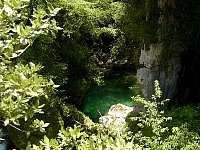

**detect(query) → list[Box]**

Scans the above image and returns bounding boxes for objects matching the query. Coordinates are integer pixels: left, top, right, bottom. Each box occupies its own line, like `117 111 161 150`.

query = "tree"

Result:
19 0 126 107
0 0 60 147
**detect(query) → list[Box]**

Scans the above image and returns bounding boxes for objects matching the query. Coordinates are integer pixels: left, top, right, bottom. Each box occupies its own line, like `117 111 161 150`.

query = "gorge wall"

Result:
136 0 200 104
137 43 181 100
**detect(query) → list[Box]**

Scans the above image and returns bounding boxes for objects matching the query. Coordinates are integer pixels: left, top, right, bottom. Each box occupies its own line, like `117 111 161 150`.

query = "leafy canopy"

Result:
0 0 60 136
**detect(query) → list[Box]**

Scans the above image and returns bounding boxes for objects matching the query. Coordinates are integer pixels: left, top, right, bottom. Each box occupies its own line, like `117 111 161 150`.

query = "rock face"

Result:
99 103 146 132
99 103 133 131
137 43 181 100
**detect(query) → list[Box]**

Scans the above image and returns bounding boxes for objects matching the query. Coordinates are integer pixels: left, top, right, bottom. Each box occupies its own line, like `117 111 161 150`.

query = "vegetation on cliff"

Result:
0 0 200 149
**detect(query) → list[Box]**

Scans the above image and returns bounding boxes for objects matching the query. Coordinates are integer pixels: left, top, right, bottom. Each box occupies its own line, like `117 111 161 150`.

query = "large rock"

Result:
137 43 181 100
125 103 146 133
99 103 133 131
99 103 147 133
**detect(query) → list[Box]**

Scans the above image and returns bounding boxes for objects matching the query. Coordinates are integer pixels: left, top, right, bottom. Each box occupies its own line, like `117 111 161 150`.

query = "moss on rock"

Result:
6 102 96 149
7 104 64 149
60 103 95 128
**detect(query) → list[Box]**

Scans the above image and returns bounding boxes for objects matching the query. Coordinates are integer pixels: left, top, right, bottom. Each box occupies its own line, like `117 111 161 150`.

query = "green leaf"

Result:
53 84 60 88
26 142 32 150
25 115 28 121
22 0 30 2
50 8 61 16
43 135 49 145
12 0 19 8
10 53 18 58
38 104 45 109
16 25 21 35
26 91 39 97
0 75 3 82
29 62 35 70
42 123 50 128
4 118 9 126
26 131 31 138
50 139 59 147
3 5 13 16
40 24 49 29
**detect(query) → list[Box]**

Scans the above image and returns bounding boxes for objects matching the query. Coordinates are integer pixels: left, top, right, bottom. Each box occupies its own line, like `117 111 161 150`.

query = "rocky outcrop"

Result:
99 103 133 131
137 43 181 100
99 103 146 132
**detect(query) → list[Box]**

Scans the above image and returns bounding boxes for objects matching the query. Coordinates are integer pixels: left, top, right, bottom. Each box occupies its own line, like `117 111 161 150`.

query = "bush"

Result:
29 81 200 149
165 105 200 134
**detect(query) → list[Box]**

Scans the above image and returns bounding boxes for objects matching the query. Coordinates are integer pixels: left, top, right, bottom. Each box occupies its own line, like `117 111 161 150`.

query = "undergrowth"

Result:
27 80 200 150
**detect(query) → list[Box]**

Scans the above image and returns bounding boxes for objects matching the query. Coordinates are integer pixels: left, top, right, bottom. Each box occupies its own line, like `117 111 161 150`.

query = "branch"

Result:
9 44 31 59
9 37 36 59
0 120 27 133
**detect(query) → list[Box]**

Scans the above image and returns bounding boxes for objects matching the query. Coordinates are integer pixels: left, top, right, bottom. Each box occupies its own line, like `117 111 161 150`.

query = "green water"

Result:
83 76 136 122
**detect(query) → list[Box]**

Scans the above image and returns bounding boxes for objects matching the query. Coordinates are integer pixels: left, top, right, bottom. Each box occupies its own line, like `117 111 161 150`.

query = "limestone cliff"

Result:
137 43 181 100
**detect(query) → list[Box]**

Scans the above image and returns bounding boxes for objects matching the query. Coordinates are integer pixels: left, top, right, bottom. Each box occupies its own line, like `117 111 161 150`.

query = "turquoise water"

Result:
83 76 136 122
0 131 9 150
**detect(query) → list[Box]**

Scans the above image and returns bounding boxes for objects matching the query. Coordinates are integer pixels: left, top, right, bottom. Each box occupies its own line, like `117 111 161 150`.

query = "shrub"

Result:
30 80 200 149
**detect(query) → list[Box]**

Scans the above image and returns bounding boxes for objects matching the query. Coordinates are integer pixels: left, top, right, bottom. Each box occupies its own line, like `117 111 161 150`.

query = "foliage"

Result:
0 0 60 60
0 0 62 148
99 0 160 70
18 0 128 106
164 105 200 134
128 81 171 136
1 0 200 149
27 124 135 150
56 0 123 37
129 80 200 149
55 0 125 76
117 0 200 66
0 62 54 126
28 80 200 150
120 0 159 45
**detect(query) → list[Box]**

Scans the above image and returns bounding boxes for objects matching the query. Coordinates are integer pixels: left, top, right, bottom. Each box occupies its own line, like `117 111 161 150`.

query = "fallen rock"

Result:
107 103 133 118
99 103 133 131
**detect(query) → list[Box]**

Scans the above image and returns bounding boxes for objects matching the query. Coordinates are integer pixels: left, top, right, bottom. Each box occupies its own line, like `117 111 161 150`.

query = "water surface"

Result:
83 76 136 122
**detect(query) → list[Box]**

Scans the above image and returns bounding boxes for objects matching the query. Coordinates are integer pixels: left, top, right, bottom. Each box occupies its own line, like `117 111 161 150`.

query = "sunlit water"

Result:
83 76 136 122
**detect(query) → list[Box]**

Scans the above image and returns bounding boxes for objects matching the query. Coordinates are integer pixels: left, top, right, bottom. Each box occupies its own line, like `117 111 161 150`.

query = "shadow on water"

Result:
83 75 137 122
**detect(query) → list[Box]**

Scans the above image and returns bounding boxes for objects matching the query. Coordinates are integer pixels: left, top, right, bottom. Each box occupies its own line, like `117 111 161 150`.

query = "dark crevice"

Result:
174 52 200 105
